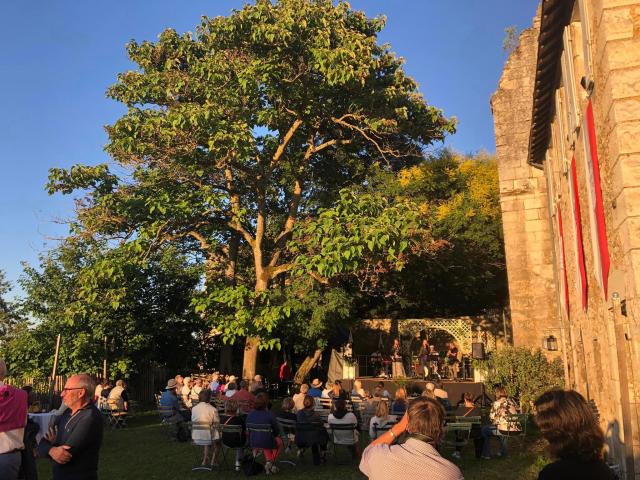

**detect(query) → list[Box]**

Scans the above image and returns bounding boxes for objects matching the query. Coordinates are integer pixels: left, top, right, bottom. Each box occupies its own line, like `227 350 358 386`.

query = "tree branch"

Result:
270 118 303 170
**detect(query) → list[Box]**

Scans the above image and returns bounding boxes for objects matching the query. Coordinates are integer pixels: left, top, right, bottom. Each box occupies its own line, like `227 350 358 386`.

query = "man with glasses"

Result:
38 374 103 480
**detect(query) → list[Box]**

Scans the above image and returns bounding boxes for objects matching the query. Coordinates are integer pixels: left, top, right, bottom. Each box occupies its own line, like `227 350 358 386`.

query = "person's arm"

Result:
369 412 407 447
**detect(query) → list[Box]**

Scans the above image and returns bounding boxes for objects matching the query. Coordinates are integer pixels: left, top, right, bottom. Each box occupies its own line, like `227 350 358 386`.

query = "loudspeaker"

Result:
471 342 485 360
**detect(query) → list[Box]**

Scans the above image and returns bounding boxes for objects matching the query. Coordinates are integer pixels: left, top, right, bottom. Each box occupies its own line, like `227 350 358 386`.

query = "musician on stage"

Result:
391 338 406 378
370 349 383 377
427 344 440 379
445 342 461 380
418 339 430 380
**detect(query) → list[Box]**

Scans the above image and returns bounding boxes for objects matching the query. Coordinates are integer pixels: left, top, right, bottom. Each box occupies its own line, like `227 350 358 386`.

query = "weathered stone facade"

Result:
493 1 640 478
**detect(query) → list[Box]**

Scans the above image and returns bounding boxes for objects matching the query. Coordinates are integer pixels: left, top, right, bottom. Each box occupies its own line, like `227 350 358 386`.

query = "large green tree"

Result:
47 0 455 378
0 270 23 354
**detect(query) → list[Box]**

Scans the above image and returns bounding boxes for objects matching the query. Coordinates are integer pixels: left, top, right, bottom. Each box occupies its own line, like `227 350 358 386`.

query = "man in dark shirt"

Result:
38 374 103 480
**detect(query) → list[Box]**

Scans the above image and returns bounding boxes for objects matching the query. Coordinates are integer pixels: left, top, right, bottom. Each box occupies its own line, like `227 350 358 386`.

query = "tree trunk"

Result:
293 348 323 385
242 274 268 380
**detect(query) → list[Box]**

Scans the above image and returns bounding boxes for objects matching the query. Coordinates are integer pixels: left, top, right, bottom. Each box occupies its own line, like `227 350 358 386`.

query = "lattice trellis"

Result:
397 318 493 354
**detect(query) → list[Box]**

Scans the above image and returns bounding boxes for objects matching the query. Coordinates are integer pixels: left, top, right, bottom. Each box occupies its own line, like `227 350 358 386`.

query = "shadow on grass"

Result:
36 412 548 480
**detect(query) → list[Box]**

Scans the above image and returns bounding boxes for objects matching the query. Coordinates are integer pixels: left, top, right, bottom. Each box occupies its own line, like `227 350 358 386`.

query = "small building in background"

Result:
492 0 640 477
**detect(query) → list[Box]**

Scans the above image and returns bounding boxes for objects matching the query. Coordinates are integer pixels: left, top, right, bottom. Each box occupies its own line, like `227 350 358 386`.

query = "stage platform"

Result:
340 377 486 404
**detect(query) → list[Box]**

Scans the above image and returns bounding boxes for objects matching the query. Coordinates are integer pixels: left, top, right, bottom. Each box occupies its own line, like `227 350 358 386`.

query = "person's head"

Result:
325 381 333 391
254 375 262 383
422 339 428 347
281 397 294 412
211 373 219 382
406 397 446 445
334 399 347 415
425 382 435 392
311 378 322 389
226 399 238 415
375 399 389 418
429 344 436 352
61 374 96 411
254 393 269 410
300 384 309 394
184 376 192 387
393 338 400 346
199 389 212 404
463 392 475 406
303 395 315 410
0 358 7 381
376 381 385 389
175 374 184 384
240 380 250 390
353 380 362 390
534 389 604 462
494 386 508 399
195 378 202 387
395 387 407 402
116 379 124 387
332 383 341 395
227 382 237 391
373 387 382 399
422 389 436 399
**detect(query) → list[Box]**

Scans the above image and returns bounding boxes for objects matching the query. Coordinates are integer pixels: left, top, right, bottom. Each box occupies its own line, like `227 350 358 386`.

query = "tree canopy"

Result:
46 0 456 378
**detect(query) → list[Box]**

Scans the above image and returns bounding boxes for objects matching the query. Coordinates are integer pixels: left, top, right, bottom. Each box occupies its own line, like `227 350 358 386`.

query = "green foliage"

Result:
0 270 24 353
42 0 455 364
474 346 564 412
4 241 207 378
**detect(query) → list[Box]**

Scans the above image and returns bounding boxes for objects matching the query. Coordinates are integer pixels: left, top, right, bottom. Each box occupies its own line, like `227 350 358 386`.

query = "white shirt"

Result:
328 412 359 445
368 414 398 439
360 438 463 480
225 389 237 398
181 385 192 407
191 402 220 444
292 393 306 412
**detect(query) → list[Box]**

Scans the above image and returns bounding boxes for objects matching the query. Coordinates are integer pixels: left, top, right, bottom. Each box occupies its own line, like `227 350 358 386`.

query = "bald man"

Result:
38 374 103 480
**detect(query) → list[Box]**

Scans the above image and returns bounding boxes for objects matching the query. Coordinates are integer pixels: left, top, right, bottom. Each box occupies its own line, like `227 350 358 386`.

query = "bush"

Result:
474 346 564 412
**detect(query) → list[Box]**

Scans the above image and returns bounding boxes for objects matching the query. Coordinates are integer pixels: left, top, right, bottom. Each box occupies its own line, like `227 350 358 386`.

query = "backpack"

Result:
241 453 264 476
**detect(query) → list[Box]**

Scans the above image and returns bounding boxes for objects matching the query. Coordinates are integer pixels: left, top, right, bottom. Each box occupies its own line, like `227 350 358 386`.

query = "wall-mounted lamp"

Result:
544 335 558 351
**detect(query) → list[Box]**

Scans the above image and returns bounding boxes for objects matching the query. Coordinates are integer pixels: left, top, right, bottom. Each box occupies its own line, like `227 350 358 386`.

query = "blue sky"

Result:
0 0 538 297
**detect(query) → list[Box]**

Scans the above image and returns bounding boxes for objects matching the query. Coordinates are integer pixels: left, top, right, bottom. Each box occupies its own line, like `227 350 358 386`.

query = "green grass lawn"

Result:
36 413 549 479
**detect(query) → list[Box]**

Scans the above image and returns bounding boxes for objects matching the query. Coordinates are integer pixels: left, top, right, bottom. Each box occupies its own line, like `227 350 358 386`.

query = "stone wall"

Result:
490 16 564 361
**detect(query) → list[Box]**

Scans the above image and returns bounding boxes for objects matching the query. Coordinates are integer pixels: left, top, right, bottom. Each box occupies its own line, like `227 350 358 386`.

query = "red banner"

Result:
570 157 588 311
557 206 570 320
583 99 611 299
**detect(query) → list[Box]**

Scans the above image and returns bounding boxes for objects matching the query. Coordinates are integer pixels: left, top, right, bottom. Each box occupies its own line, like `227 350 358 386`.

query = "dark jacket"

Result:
246 409 279 449
37 403 103 480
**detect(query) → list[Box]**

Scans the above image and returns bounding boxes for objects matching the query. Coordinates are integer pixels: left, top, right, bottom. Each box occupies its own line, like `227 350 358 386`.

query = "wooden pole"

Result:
49 334 61 406
103 335 108 381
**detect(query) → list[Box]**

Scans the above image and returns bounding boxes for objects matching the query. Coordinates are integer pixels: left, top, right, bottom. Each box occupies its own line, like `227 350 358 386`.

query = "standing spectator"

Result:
534 389 615 480
481 386 520 459
279 359 292 382
369 400 396 440
293 384 309 411
38 373 104 480
232 380 256 413
107 379 128 411
0 359 28 480
191 389 220 468
219 399 246 472
246 394 282 474
391 387 407 415
328 399 359 458
359 398 463 480
308 379 323 398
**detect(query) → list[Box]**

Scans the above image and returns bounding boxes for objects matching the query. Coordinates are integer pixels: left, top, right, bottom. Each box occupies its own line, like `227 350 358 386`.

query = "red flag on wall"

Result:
570 157 588 311
582 99 611 299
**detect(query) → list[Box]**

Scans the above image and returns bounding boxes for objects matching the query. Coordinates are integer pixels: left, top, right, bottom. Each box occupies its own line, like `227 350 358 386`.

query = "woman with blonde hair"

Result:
369 398 396 439
351 379 366 399
391 387 407 415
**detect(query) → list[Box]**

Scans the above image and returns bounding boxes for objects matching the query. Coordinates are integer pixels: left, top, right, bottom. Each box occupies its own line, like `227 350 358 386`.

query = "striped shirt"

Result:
359 438 464 480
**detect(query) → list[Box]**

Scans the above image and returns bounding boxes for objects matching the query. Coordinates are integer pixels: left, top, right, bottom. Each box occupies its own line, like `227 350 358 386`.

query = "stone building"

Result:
492 0 640 477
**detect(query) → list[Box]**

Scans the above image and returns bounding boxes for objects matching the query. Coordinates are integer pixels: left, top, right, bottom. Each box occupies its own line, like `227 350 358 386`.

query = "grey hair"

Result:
0 358 7 381
75 373 96 399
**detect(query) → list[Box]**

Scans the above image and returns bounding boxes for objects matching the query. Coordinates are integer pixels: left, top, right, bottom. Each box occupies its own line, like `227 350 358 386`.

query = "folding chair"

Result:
276 418 298 466
456 415 481 425
107 399 128 429
372 421 396 440
441 422 472 459
327 424 359 465
220 424 247 471
191 421 215 472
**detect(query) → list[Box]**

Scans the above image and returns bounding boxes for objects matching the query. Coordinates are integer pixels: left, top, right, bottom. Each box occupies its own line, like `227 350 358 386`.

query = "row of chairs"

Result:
99 399 128 430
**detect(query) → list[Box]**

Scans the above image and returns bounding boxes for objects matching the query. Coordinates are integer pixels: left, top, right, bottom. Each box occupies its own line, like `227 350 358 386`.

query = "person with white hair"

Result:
38 373 104 480
107 379 129 411
0 359 28 480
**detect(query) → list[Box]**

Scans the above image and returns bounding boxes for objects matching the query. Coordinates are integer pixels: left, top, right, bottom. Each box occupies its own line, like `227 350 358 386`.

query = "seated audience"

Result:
249 375 266 395
328 399 359 458
191 378 203 402
481 386 520 459
534 389 615 480
330 381 347 401
225 381 238 398
276 398 297 449
308 379 323 398
209 373 220 393
231 380 256 413
391 387 407 415
181 377 193 408
359 398 463 480
369 399 396 439
321 382 333 399
107 379 129 411
351 380 366 399
374 381 390 398
293 384 309 411
296 395 329 465
455 392 480 417
219 399 246 472
191 389 220 467
246 394 282 474
434 381 450 408
159 379 189 440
